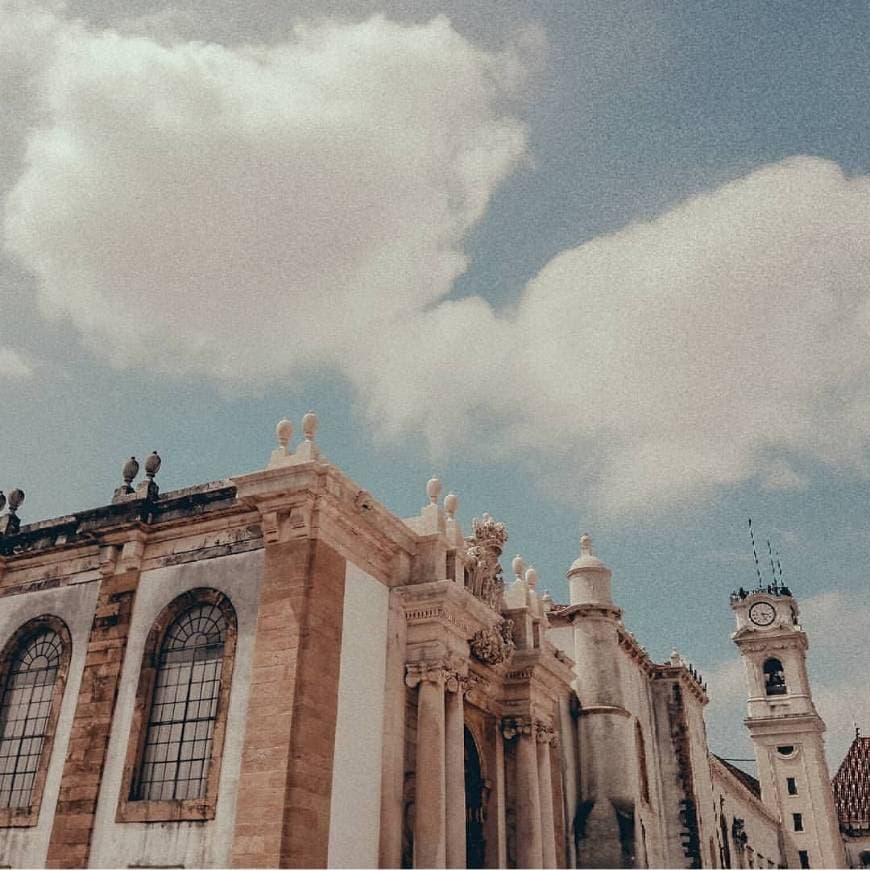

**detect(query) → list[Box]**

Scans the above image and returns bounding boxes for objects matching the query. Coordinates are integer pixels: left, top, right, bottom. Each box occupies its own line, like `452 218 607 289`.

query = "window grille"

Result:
134 604 227 802
0 630 63 808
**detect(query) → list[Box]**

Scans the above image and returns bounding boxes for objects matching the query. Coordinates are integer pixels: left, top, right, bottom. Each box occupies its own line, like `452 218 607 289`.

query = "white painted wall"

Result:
327 562 389 869
0 580 100 869
88 548 263 869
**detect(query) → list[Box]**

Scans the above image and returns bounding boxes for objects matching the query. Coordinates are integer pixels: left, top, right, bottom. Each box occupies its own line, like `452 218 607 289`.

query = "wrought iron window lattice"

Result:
0 630 62 808
134 604 227 802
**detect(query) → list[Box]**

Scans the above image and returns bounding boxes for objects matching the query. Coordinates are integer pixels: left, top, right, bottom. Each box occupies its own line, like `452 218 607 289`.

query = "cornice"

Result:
652 663 709 705
550 602 623 624
577 704 632 719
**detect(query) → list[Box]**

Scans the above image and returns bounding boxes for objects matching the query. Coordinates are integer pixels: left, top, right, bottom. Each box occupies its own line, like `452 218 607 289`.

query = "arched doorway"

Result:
465 727 486 868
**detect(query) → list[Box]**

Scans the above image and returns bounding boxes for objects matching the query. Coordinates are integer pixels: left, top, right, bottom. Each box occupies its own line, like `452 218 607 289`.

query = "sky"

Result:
1 0 869 772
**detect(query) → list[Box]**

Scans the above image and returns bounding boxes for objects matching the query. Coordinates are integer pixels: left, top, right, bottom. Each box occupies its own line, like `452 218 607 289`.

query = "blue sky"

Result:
1 1 868 769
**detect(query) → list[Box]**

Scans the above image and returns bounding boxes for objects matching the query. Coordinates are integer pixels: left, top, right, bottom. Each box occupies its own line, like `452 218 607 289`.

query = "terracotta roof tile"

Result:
832 735 870 834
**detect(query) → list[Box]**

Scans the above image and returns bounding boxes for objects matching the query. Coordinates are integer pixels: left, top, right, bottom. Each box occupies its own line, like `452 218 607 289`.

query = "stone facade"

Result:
0 414 862 868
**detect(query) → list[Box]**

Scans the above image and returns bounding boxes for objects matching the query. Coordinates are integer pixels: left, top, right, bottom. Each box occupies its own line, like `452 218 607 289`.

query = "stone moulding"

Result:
469 618 515 666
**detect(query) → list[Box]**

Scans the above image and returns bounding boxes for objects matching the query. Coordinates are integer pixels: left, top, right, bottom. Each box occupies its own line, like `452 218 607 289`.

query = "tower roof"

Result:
832 733 870 834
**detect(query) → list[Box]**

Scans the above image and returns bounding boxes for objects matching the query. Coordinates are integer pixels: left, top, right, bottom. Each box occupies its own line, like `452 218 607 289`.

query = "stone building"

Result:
0 412 863 868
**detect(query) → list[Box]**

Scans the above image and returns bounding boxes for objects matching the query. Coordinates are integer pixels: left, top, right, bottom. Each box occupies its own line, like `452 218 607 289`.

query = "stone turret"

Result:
565 534 635 868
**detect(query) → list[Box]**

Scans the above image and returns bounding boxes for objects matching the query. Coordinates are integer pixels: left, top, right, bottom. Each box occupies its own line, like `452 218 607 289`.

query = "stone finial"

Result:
134 452 160 500
580 532 593 556
444 493 459 518
670 648 681 667
525 566 538 591
144 451 161 479
276 418 293 451
0 488 24 536
114 457 139 502
512 554 526 581
123 456 139 487
426 476 442 505
7 489 23 514
302 411 319 441
295 411 320 461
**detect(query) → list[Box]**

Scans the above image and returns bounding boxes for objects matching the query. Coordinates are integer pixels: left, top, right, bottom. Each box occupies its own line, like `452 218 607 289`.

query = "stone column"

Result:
507 718 543 869
536 725 557 869
445 675 466 869
410 665 447 868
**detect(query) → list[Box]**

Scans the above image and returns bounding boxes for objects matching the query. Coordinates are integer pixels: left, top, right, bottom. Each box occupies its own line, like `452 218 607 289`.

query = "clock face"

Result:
749 601 776 626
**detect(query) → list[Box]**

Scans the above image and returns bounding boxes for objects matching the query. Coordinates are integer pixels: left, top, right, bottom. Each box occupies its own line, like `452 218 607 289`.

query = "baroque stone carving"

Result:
501 716 533 740
405 659 466 690
536 721 558 746
470 618 515 666
464 513 508 609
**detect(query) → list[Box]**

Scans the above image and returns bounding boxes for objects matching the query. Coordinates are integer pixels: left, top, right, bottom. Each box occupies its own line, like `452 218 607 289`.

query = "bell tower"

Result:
730 582 845 869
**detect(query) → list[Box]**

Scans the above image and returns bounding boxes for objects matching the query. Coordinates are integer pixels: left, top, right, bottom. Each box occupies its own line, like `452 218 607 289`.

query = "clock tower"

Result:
731 582 845 869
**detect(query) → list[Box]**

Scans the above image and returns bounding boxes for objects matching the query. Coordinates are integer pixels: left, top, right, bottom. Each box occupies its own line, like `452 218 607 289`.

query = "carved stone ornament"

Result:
464 512 508 609
470 618 515 666
535 721 557 746
405 662 447 689
405 660 465 690
501 716 533 740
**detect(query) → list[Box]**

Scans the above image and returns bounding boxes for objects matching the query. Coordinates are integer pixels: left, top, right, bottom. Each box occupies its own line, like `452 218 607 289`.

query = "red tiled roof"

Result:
832 735 870 834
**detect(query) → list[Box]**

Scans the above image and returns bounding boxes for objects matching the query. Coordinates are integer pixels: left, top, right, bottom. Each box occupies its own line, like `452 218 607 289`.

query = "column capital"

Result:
501 716 533 740
405 659 461 689
535 721 558 746
502 716 558 743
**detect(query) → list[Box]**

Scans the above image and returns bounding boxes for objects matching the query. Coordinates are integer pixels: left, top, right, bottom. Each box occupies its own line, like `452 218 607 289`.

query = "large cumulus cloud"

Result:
357 157 870 512
3 8 527 379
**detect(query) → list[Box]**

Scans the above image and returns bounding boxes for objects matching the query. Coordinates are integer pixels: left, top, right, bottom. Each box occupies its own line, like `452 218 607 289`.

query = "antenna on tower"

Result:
776 551 784 586
767 539 778 590
748 517 763 588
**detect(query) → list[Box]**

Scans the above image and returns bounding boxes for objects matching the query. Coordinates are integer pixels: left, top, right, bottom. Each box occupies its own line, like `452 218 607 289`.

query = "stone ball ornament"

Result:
512 554 526 580
301 411 319 440
144 451 161 479
123 456 140 485
7 488 24 513
276 419 293 448
426 476 442 504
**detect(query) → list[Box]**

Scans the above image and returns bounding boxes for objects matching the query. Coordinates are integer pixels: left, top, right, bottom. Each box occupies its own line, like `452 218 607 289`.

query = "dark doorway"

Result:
465 727 486 868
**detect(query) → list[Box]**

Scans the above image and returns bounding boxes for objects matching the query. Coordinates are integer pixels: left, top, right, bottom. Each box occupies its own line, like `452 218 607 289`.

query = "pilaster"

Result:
230 475 348 868
45 534 143 868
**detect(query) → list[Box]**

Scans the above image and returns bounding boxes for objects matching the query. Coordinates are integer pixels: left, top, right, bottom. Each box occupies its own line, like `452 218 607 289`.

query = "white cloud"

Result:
6 7 870 516
3 6 526 382
356 157 870 513
704 589 870 773
0 347 33 379
760 460 807 492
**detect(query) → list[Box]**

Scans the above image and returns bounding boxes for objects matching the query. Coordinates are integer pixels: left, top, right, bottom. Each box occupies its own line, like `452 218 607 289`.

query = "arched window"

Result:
763 658 787 695
0 616 70 826
117 589 237 822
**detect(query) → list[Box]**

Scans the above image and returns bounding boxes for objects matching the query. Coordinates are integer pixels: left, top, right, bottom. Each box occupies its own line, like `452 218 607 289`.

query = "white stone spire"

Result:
567 531 614 606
